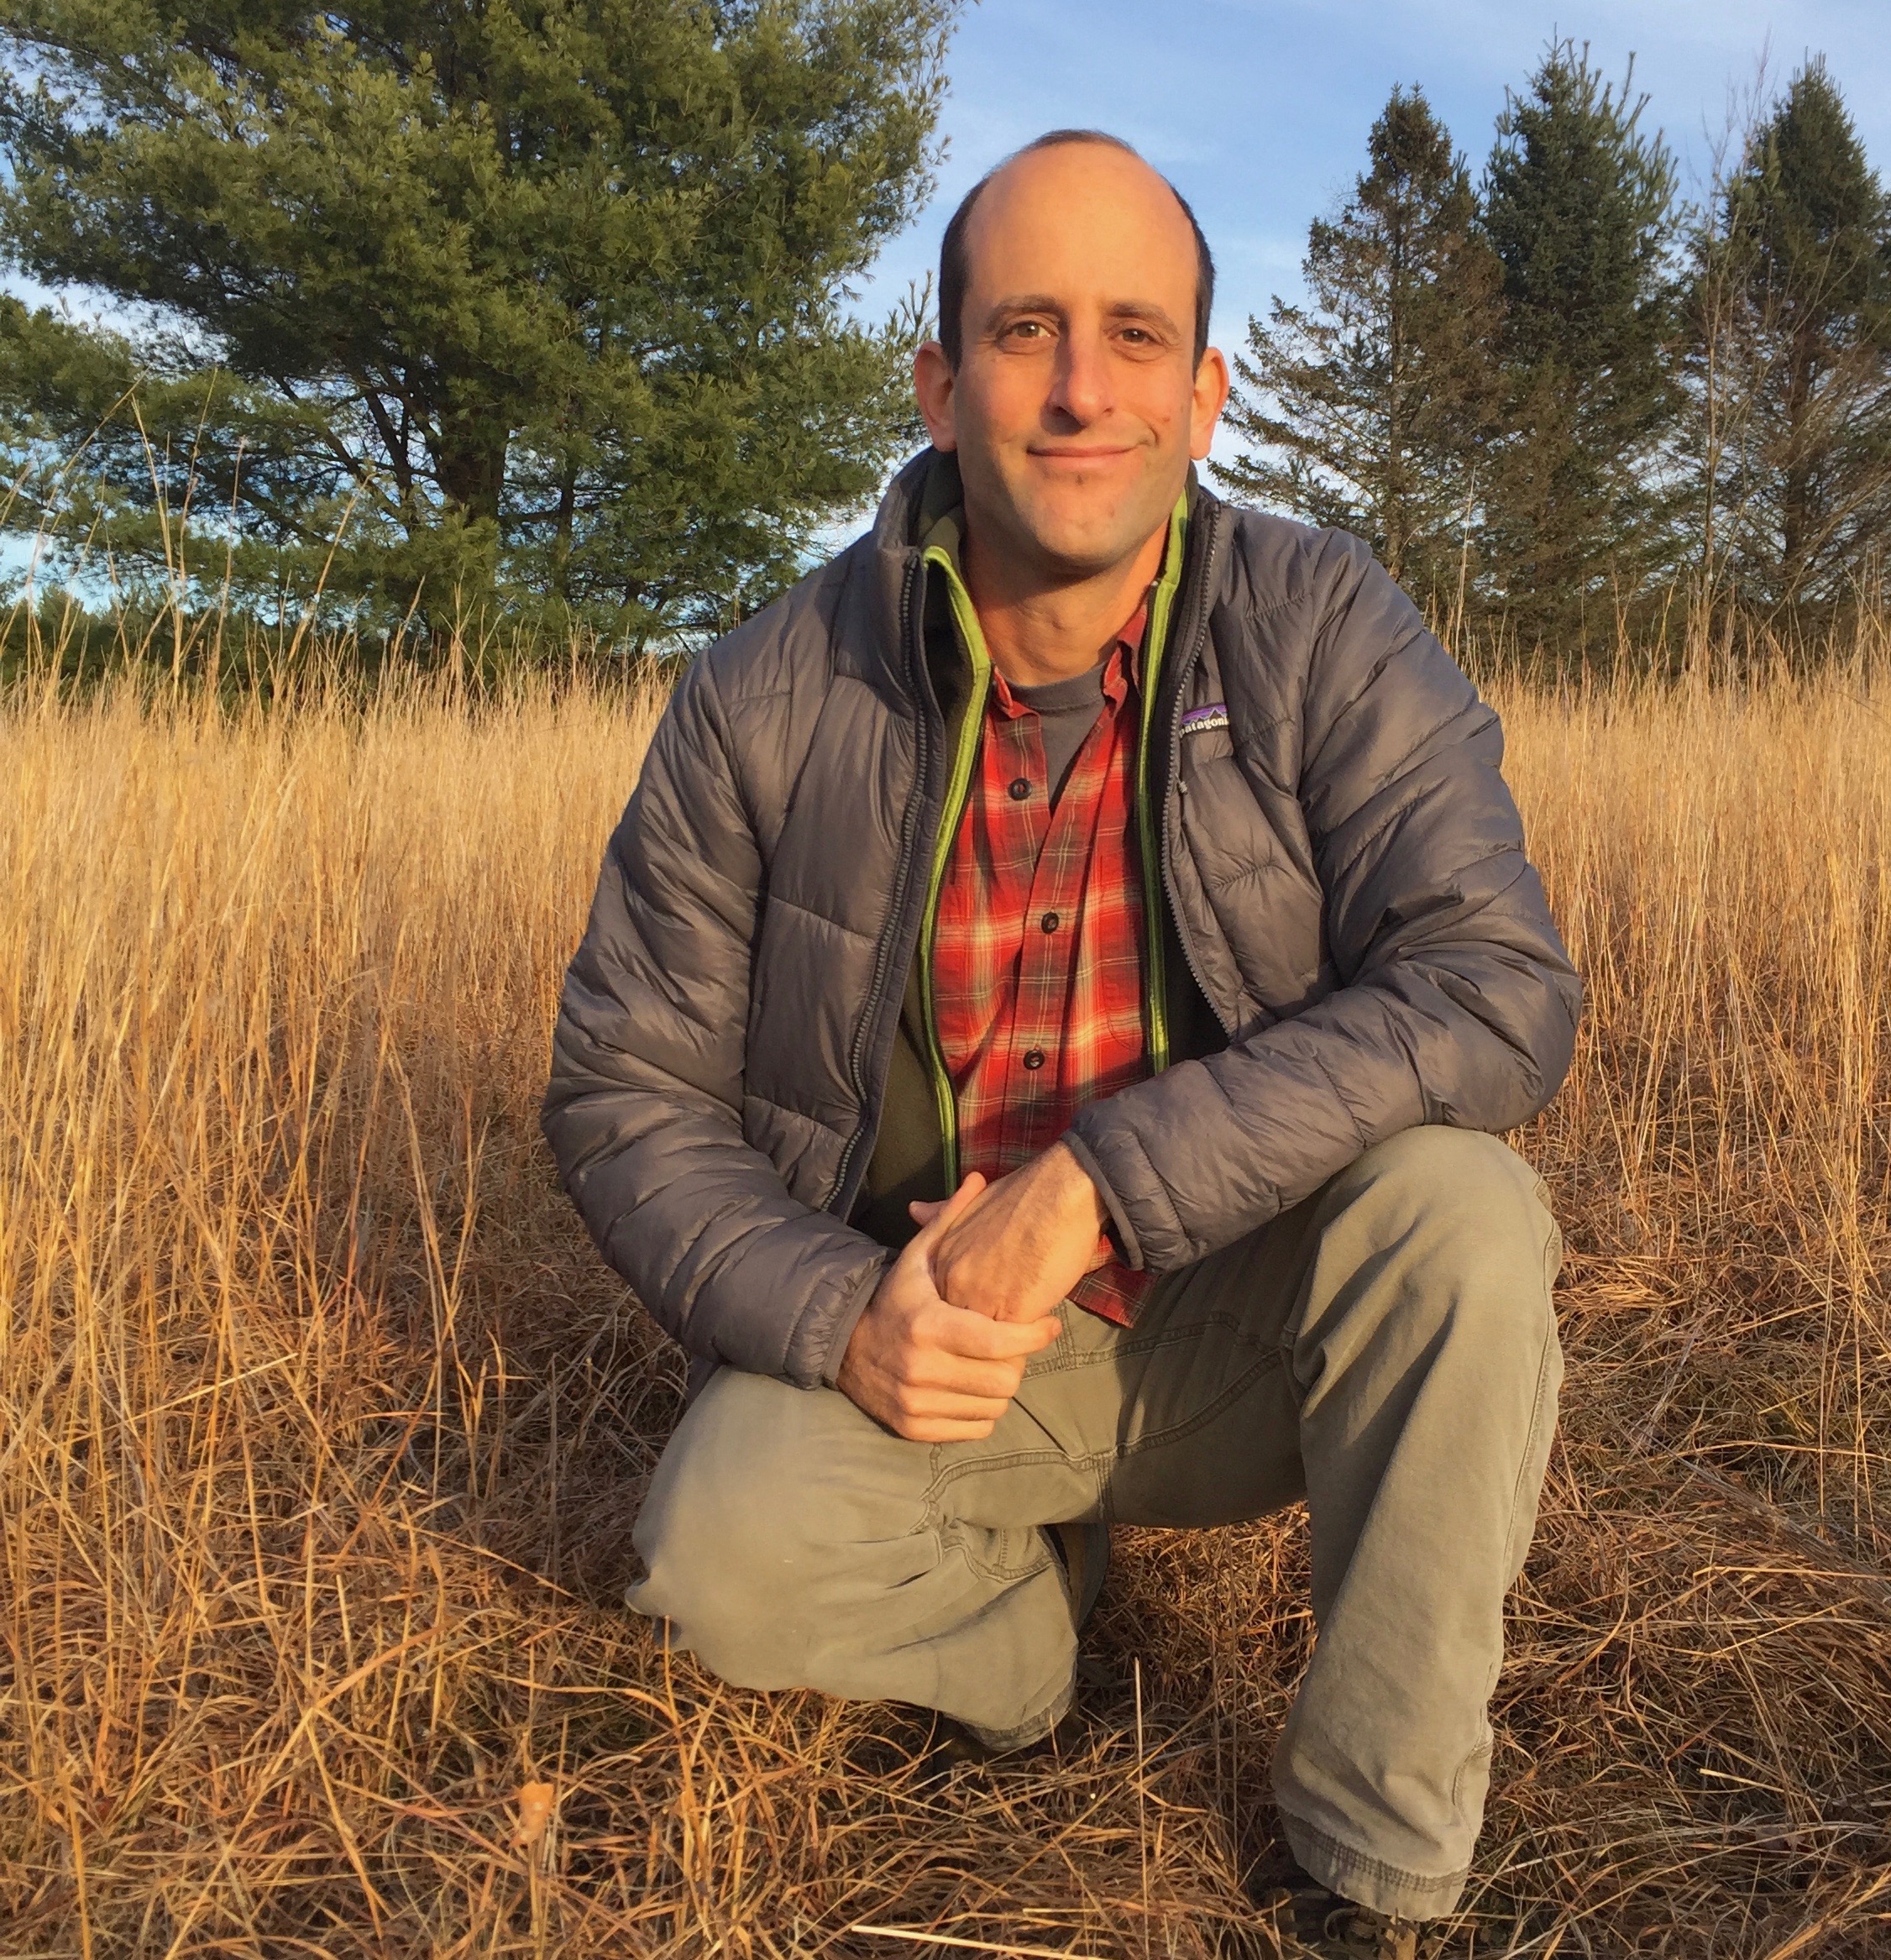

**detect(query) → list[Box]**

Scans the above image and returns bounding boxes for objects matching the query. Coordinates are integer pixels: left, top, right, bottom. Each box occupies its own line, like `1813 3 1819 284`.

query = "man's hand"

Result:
837 1174 1063 1442
916 1142 1111 1325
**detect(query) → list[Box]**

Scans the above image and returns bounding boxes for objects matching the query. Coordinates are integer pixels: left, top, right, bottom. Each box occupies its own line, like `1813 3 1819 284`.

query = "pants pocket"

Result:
1449 1725 1495 1825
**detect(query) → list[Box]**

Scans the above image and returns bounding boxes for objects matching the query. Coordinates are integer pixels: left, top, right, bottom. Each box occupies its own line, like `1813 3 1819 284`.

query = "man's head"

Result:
914 132 1228 584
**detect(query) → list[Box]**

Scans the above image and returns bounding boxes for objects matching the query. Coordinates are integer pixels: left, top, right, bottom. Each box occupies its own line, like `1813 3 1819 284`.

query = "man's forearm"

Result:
925 1143 1108 1324
1059 1129 1142 1269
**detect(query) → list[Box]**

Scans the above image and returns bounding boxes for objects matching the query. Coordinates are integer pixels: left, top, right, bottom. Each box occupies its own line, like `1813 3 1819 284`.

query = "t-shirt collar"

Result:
988 600 1146 718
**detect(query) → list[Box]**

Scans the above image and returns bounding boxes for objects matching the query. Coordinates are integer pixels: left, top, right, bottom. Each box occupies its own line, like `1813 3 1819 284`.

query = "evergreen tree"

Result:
1214 86 1502 609
1480 40 1682 648
1692 63 1891 609
0 0 954 640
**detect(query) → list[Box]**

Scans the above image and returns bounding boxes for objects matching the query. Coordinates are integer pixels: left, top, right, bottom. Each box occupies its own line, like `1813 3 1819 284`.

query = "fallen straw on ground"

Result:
3 626 1888 1955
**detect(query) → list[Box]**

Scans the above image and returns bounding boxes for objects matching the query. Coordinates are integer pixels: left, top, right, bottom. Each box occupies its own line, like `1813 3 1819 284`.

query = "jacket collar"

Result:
857 447 1221 705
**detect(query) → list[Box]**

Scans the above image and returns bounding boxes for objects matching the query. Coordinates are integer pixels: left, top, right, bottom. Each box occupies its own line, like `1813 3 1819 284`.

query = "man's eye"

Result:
1004 321 1049 340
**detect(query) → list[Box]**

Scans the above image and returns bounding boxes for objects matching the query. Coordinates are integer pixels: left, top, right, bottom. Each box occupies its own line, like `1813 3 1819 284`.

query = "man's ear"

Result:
913 340 959 453
1190 345 1231 461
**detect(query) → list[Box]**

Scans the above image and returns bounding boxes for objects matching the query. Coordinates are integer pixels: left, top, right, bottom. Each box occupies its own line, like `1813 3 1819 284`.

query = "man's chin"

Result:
1005 505 1168 582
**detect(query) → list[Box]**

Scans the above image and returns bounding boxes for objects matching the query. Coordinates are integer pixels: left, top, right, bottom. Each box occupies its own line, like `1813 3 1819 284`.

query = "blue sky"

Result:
6 0 1888 555
13 3 1887 350
859 0 1891 391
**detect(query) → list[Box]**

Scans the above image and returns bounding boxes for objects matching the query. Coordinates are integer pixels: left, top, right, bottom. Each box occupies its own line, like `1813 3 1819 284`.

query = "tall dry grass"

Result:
3 624 1888 1957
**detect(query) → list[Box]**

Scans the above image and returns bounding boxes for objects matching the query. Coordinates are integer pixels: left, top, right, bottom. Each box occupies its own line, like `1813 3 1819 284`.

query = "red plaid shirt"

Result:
930 606 1155 1327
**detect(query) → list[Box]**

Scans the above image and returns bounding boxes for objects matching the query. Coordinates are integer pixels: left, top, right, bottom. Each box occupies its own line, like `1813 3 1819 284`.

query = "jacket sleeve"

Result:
1066 536 1581 1275
540 655 890 1388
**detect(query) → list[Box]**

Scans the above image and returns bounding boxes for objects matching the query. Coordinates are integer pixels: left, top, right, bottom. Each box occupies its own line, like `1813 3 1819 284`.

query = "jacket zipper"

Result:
826 491 1228 1216
825 552 930 1212
1154 497 1234 1037
915 544 996 1190
918 498 1207 1182
1134 494 1192 1072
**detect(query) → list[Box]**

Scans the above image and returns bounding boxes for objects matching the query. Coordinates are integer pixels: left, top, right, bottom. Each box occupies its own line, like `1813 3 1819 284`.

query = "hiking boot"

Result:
1254 1856 1449 1959
1045 1519 1109 1630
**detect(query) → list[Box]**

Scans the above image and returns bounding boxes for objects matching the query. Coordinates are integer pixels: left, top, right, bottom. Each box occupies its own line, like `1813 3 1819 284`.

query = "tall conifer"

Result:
1693 64 1891 608
0 0 954 638
1480 40 1681 650
1216 86 1502 610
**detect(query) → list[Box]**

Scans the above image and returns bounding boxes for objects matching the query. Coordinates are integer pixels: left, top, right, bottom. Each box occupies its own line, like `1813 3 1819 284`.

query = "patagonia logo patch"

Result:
1181 704 1231 737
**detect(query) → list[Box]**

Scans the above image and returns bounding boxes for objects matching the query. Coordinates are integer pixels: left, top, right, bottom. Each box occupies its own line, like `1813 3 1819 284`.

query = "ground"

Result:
3 647 1888 1956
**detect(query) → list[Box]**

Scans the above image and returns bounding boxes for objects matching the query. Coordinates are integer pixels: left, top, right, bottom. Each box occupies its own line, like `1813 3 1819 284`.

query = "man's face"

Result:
914 144 1228 581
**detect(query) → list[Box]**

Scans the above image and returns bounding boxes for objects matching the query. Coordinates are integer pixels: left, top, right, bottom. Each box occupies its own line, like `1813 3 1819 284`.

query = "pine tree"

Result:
1692 64 1891 609
1480 40 1682 650
0 0 955 640
1214 86 1502 610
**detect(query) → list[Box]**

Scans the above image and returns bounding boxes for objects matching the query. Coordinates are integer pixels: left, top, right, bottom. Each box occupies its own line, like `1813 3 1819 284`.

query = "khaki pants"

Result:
630 1126 1564 1921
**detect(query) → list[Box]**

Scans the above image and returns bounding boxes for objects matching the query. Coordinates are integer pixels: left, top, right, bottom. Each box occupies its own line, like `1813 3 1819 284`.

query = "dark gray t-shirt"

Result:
1010 663 1108 806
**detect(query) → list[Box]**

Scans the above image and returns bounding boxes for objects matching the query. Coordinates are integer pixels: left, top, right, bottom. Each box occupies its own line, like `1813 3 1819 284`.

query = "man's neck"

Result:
961 517 1169 689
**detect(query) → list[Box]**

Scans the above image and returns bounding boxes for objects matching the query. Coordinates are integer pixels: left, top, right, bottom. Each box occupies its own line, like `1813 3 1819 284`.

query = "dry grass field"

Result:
3 616 1889 1957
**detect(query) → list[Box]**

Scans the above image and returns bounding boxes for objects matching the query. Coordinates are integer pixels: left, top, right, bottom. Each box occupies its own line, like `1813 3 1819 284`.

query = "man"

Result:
543 129 1579 1959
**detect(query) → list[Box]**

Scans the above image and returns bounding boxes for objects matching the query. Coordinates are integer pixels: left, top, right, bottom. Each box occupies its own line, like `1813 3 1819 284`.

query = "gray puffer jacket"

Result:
542 452 1581 1391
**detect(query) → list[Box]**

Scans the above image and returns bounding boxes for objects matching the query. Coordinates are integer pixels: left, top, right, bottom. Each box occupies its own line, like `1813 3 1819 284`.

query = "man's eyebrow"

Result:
977 295 1184 338
1105 300 1183 337
980 293 1066 325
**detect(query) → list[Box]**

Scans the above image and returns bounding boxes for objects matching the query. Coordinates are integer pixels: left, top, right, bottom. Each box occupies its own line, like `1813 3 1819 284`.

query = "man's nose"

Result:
1046 326 1113 425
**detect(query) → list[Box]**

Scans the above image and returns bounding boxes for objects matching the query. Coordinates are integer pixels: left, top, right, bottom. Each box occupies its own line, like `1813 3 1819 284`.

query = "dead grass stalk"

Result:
3 611 1888 1955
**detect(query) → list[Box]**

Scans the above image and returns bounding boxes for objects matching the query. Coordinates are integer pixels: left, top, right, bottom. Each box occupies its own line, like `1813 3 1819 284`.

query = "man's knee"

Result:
1307 1125 1561 1347
1328 1126 1553 1255
631 1369 833 1669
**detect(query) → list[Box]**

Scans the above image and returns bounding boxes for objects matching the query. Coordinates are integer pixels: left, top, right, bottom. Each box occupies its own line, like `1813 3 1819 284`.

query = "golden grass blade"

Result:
3 616 1888 1954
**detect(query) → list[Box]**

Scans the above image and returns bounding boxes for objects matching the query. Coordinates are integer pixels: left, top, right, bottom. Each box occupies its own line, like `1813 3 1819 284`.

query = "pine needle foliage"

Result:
1215 86 1502 611
0 0 956 640
1690 62 1891 610
1479 40 1683 651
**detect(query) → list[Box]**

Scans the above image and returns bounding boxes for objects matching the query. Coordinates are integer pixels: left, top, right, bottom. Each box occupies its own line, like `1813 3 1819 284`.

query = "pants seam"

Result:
1450 1728 1494 1813
928 1318 1284 1508
922 1451 1110 1580
950 1529 1057 1587
923 1444 1113 1504
1500 1297 1560 1580
1094 1348 1286 1523
1022 1308 1276 1379
1114 1349 1285 1464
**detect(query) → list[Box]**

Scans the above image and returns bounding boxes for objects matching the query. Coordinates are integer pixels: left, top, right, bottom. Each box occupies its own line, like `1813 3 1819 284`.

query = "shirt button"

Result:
1022 1048 1046 1071
1040 911 1060 933
1008 777 1032 800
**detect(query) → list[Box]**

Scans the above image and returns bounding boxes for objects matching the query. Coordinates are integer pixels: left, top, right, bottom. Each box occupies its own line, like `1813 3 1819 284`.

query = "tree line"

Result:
0 13 1886 660
1216 43 1891 655
0 0 952 649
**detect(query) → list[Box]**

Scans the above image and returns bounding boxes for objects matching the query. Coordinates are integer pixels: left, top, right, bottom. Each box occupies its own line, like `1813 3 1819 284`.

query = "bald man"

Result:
545 130 1580 1959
